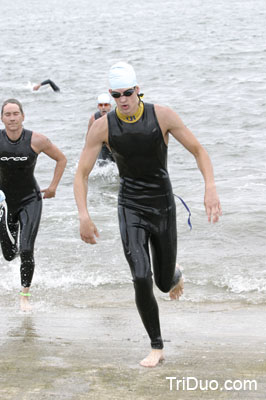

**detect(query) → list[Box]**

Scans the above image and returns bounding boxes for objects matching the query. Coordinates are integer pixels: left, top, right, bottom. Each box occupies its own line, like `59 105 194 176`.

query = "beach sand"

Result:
0 288 265 399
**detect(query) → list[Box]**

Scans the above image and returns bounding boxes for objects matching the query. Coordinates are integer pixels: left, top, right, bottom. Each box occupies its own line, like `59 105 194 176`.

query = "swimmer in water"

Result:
74 62 222 367
33 79 60 92
0 99 67 311
86 93 114 164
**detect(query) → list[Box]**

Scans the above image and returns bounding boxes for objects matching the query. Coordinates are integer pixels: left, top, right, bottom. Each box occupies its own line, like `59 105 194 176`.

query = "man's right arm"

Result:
74 116 108 244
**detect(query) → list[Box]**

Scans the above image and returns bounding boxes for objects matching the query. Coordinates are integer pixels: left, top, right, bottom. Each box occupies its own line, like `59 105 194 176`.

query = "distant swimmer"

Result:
0 99 67 311
74 62 222 368
33 79 60 92
86 93 114 164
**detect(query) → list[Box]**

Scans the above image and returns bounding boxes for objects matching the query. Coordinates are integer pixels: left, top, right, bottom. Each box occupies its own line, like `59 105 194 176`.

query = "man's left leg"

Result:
150 202 183 297
18 195 42 311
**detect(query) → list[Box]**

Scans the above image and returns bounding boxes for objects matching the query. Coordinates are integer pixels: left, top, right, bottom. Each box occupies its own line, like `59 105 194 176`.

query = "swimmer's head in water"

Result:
109 62 138 90
1 99 24 117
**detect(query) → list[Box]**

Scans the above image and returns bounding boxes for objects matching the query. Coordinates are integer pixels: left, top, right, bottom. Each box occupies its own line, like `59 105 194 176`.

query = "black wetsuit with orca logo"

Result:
108 102 181 349
0 129 42 287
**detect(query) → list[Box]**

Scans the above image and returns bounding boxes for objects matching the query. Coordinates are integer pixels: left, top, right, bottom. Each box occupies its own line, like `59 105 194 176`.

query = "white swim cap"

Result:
109 62 138 90
97 93 111 104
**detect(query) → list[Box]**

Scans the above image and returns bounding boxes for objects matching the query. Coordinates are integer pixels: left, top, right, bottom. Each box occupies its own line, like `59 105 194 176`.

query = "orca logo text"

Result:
0 156 28 161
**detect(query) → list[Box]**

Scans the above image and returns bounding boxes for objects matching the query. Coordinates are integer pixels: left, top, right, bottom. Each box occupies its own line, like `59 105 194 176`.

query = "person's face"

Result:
1 103 24 132
97 102 111 116
109 86 140 115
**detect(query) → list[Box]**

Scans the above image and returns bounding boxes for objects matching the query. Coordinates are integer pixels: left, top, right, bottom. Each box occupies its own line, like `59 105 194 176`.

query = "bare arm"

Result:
74 116 108 243
155 105 222 223
85 114 95 142
31 133 67 198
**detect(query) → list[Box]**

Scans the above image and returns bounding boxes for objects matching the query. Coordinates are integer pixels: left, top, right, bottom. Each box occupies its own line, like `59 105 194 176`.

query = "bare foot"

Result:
140 349 165 368
20 290 32 312
169 266 184 300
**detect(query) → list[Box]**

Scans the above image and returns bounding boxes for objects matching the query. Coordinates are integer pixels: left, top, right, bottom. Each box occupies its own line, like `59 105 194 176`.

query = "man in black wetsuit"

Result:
86 93 114 164
74 62 222 367
0 99 67 311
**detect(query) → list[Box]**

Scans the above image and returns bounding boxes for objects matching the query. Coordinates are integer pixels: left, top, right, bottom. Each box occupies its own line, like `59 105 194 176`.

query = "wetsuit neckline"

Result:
4 128 25 144
116 101 144 124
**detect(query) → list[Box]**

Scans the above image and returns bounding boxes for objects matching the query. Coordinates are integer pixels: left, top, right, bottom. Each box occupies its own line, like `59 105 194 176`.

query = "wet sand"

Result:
0 292 265 399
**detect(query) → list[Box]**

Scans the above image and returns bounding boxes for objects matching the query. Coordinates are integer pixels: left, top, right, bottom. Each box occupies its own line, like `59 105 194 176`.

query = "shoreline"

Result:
0 299 265 399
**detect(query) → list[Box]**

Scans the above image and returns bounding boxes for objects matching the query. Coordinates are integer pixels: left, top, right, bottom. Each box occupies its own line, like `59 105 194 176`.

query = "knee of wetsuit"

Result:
155 269 182 293
20 249 34 263
133 274 153 287
0 222 19 261
133 275 154 307
156 284 170 293
2 251 16 262
1 239 19 262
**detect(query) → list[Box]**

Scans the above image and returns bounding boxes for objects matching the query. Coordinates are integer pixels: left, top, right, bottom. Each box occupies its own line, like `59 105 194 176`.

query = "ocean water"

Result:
0 0 265 307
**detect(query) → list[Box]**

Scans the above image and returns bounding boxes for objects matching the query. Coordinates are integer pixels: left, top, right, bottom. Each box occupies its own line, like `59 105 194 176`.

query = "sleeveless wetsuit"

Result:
0 129 42 287
108 102 181 349
94 112 115 163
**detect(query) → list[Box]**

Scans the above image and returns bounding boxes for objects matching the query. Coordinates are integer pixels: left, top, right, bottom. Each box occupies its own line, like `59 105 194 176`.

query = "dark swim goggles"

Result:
110 87 135 98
